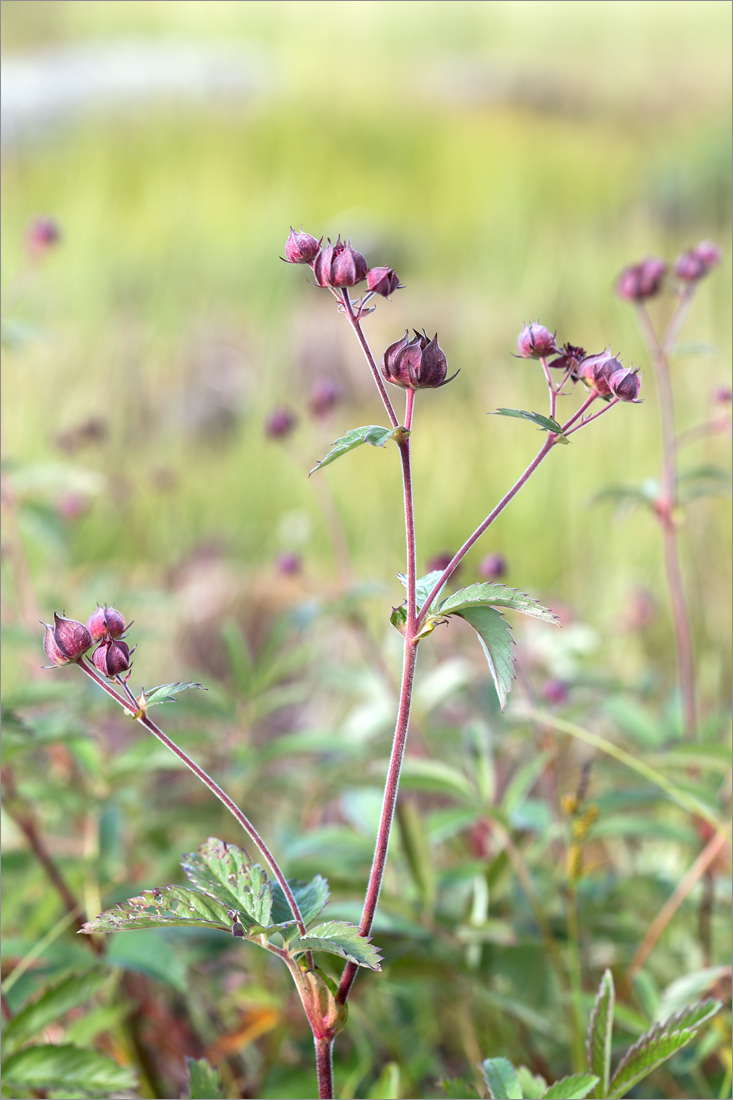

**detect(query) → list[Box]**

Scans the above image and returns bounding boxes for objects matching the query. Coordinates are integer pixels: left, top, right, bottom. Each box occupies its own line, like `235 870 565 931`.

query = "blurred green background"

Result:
1 3 731 1098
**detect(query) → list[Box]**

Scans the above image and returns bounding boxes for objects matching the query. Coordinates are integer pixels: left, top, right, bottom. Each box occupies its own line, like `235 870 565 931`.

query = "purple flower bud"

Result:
367 266 402 298
712 385 732 405
516 323 558 359
693 240 722 269
542 679 569 705
92 637 134 678
26 217 60 258
309 379 342 418
616 257 667 301
330 241 368 288
577 350 620 397
478 554 507 580
265 407 297 439
87 604 127 641
312 238 342 287
673 248 708 282
608 366 642 403
276 551 301 576
42 612 92 666
381 330 458 391
283 227 321 264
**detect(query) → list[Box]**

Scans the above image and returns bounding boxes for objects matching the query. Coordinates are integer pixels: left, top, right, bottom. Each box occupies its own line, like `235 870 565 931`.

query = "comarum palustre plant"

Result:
33 229 719 1099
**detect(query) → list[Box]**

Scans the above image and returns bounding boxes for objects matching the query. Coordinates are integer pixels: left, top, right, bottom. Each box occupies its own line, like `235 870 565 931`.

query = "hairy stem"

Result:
636 301 697 737
341 292 399 428
315 1037 334 1100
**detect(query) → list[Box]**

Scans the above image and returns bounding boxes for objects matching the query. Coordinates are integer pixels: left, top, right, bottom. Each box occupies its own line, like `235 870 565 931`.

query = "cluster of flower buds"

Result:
283 228 402 299
516 325 641 403
42 604 134 677
381 329 459 391
616 240 721 301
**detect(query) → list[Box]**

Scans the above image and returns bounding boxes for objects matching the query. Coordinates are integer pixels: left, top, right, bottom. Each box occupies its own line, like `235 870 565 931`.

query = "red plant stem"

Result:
563 397 619 438
74 659 309 940
415 435 556 634
315 1037 334 1100
636 300 697 737
340 292 399 429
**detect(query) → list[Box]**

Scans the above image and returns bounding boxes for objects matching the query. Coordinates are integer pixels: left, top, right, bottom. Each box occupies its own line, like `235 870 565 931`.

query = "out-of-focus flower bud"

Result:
381 330 458 390
42 612 92 666
87 604 127 641
426 552 457 575
276 551 301 576
616 257 667 301
309 379 342 418
542 679 569 705
266 407 297 439
516 322 558 359
673 249 707 282
478 553 507 580
367 266 402 298
548 343 586 375
92 637 134 678
313 237 368 288
283 227 321 264
712 385 732 405
608 365 642 402
577 350 620 397
27 217 60 258
693 240 722 269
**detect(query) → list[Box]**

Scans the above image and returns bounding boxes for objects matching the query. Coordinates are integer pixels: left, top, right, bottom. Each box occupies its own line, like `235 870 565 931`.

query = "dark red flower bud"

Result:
616 257 667 301
577 350 620 397
330 241 368 288
608 365 642 403
42 612 92 666
309 378 342 418
276 551 301 576
693 240 722 269
367 266 402 298
542 679 569 705
27 217 60 258
516 323 558 359
87 604 127 641
712 385 732 405
478 553 507 580
92 637 134 678
382 330 458 390
265 407 297 439
673 249 707 282
283 227 321 264
312 238 342 287
548 343 586 375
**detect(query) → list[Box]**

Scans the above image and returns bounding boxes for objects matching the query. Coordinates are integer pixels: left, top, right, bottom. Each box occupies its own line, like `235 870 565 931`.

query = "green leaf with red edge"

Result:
309 425 396 475
80 884 236 935
439 582 559 624
481 1057 523 1099
288 920 382 970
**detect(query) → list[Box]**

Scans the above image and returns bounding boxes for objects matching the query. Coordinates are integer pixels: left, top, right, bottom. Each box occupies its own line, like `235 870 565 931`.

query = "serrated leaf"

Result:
607 998 721 1098
397 569 447 611
180 838 273 924
439 582 559 624
288 921 382 970
491 408 566 437
2 970 110 1056
481 1056 524 1099
586 969 615 1098
80 884 234 935
186 1056 224 1100
2 1044 136 1094
541 1073 599 1099
517 1067 548 1099
309 425 395 475
140 682 207 707
439 1075 479 1098
446 604 515 709
270 873 330 926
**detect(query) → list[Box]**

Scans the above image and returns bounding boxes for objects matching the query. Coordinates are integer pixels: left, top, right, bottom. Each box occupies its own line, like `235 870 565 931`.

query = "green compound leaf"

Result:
309 425 397 475
2 1043 136 1095
270 873 330 927
439 582 559 624
607 998 722 1099
1 970 111 1057
481 1057 524 1099
447 604 515 710
185 1055 224 1100
139 682 207 707
181 837 273 926
288 921 382 970
491 407 567 441
80 885 235 935
541 1074 599 1099
586 969 615 1098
